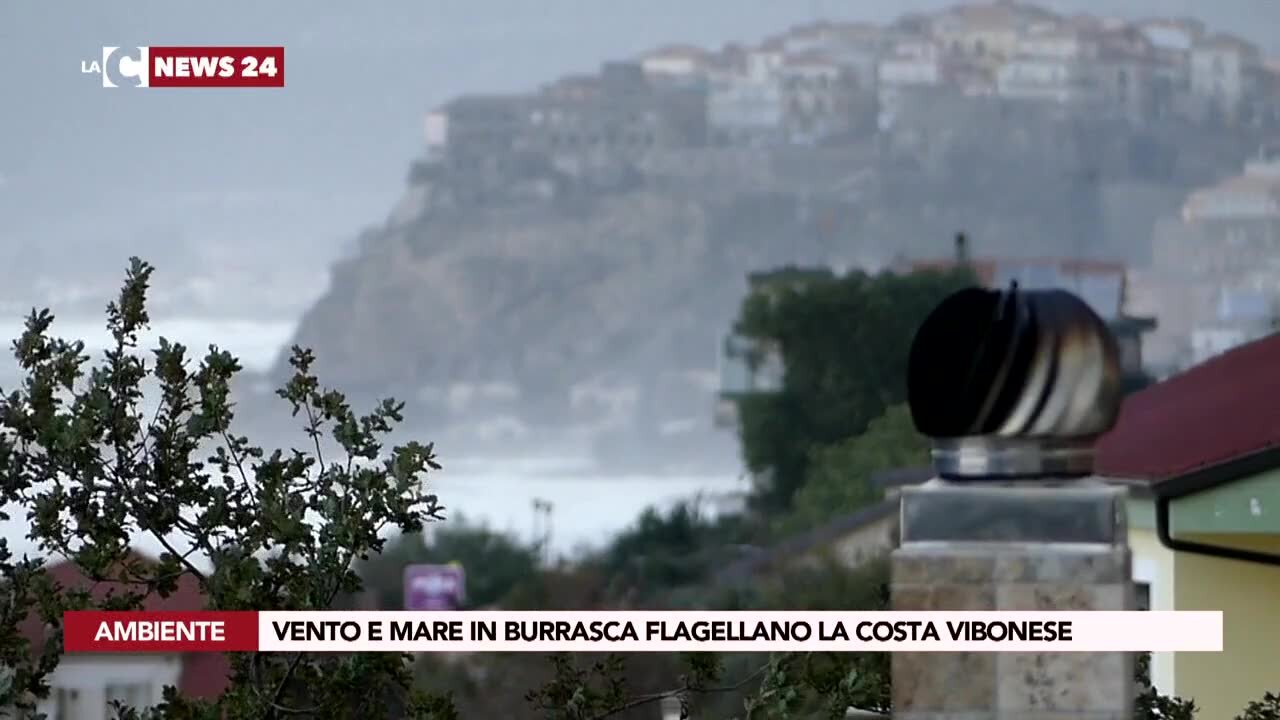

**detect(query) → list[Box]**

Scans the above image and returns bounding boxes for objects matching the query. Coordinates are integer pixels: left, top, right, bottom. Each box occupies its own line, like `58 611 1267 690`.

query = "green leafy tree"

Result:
1134 653 1197 720
0 259 455 719
728 556 893 718
533 560 1205 720
782 404 927 534
597 500 755 604
1237 692 1280 720
732 266 974 511
506 558 894 720
358 519 541 610
0 258 1233 720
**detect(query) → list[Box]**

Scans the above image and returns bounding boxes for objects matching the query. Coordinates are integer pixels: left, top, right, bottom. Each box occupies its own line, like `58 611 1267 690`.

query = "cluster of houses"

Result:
419 0 1280 382
1126 142 1280 372
423 1 1279 162
715 143 1280 415
713 139 1280 406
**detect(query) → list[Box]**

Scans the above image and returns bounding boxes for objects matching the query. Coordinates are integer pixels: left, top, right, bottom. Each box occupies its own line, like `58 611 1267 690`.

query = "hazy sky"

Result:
0 0 1277 299
0 0 1276 560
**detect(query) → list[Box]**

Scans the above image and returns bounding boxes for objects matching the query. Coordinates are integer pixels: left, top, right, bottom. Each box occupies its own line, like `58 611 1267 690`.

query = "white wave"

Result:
0 467 747 565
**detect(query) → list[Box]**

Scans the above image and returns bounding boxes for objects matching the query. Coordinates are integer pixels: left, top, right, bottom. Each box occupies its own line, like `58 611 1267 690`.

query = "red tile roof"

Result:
937 1 1059 29
21 552 230 699
1262 69 1280 95
781 50 840 68
642 44 710 62
1135 16 1205 39
1195 33 1261 57
786 20 837 37
1097 332 1280 482
180 652 234 698
1098 26 1156 56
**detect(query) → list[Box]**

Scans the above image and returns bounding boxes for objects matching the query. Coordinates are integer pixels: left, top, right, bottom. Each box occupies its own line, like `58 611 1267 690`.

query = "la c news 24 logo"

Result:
81 46 285 88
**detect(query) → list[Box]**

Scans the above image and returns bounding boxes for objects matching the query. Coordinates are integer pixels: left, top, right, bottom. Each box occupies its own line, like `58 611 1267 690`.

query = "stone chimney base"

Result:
891 481 1134 719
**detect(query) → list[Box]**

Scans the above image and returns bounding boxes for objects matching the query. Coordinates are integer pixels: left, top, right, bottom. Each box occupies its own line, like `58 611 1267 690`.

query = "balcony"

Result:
714 333 783 429
717 333 784 397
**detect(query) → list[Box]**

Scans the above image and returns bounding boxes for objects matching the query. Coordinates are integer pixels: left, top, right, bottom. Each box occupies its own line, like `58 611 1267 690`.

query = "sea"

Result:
0 315 748 564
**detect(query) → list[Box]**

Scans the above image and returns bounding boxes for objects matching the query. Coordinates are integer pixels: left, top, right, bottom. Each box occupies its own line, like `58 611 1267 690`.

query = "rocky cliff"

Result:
279 100 1258 462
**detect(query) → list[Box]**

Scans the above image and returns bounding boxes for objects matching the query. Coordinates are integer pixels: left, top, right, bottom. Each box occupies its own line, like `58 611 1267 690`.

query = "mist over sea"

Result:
0 316 298 374
0 314 746 562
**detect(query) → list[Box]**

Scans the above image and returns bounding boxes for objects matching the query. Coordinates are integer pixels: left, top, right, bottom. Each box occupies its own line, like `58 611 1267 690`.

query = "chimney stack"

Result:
890 283 1133 719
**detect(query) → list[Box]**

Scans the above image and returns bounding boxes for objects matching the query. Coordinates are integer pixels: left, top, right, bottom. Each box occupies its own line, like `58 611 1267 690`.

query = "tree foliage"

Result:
1134 653 1197 720
781 403 927 535
732 266 975 511
0 258 452 718
457 558 894 720
0 258 1270 720
358 519 541 611
1237 692 1280 720
596 500 755 605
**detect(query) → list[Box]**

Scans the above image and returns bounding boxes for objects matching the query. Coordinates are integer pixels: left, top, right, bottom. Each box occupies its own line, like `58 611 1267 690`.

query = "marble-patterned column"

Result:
890 480 1134 720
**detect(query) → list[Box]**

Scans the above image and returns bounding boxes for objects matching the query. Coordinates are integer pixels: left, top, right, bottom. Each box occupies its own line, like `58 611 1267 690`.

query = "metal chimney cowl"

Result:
906 284 1123 481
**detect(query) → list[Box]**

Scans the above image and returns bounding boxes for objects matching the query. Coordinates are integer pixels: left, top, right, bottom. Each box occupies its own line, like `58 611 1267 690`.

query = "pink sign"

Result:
403 564 466 610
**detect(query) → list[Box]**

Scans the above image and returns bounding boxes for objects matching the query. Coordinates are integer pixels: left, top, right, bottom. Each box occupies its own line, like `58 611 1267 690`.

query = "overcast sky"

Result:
0 0 1275 560
0 1 1277 291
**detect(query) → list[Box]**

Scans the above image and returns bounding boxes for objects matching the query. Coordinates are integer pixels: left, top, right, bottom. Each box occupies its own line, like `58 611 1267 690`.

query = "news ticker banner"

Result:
64 610 1222 654
83 47 285 88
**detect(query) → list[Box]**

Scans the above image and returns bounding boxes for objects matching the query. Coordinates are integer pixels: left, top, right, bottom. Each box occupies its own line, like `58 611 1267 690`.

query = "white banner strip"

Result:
257 611 1222 653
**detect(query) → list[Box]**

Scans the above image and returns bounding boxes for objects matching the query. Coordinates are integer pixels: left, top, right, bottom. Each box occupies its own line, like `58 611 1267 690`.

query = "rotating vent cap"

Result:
906 284 1123 480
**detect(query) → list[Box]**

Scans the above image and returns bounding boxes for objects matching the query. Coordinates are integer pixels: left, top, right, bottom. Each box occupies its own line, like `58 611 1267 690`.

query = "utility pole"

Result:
531 498 553 565
954 231 970 267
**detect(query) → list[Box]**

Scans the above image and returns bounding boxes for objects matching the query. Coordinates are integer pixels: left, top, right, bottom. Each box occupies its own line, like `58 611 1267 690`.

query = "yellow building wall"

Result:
1173 533 1280 720
1128 526 1178 693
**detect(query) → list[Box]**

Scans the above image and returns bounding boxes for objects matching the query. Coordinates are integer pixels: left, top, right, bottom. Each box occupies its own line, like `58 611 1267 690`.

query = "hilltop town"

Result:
424 4 1277 157
284 1 1280 465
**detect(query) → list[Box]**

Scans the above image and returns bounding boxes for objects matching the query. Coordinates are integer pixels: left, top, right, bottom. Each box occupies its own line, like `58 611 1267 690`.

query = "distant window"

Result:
1118 335 1142 372
105 683 153 715
53 688 80 720
1135 582 1151 611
